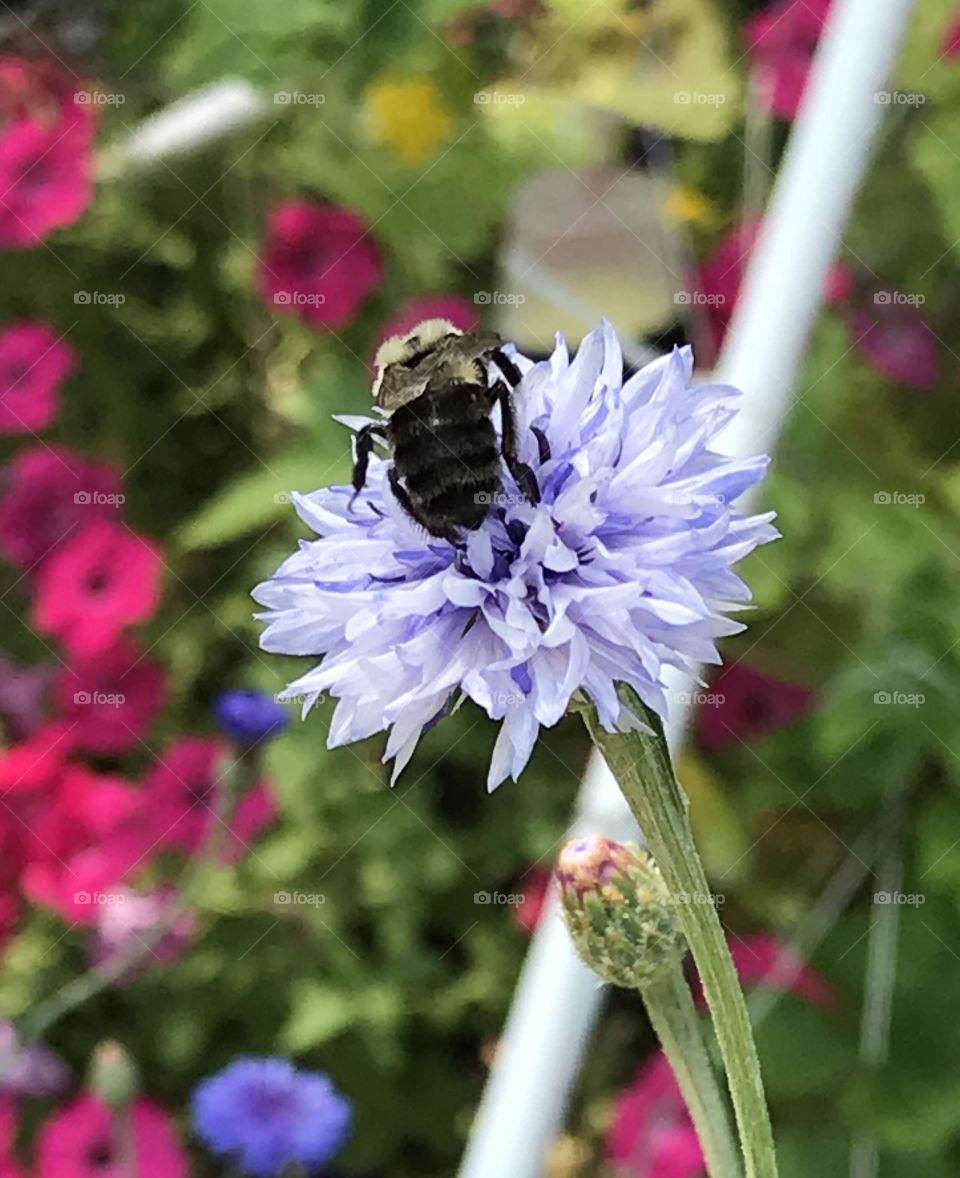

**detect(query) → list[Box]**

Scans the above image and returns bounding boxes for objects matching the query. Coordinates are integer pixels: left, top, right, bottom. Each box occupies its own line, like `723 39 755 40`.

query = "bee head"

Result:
372 319 463 408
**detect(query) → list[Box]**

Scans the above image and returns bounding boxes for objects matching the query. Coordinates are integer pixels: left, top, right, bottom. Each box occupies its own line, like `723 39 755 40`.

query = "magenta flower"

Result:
20 763 150 924
0 653 55 738
54 638 165 755
36 1094 188 1178
259 200 382 330
0 98 95 248
698 663 812 751
0 322 76 434
744 0 832 120
144 736 276 858
0 443 122 570
33 520 163 658
846 294 940 390
0 1098 20 1178
696 219 761 357
942 9 960 60
607 1050 705 1178
693 933 835 1010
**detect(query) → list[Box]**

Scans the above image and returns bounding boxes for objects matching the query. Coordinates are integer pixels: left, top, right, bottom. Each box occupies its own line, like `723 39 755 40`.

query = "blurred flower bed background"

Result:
1 0 960 1174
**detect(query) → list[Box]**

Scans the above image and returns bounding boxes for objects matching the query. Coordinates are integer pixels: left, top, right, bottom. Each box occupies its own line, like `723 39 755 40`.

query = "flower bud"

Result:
88 1041 139 1109
556 835 686 989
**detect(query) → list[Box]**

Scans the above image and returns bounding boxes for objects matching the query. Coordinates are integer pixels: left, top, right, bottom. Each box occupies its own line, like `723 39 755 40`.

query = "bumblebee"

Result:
351 319 540 543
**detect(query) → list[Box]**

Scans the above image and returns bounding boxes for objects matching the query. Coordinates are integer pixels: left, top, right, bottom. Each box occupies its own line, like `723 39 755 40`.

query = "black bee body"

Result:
386 378 501 537
352 319 540 543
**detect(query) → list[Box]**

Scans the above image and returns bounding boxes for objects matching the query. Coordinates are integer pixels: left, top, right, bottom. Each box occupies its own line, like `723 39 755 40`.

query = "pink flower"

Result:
0 101 95 248
91 886 193 981
259 200 382 330
607 1051 704 1178
0 721 72 794
0 444 122 570
372 293 479 363
511 868 551 934
846 296 940 389
33 520 163 659
20 764 150 923
696 219 761 357
0 654 55 738
698 663 812 752
55 639 165 755
942 10 960 60
744 0 832 120
144 736 276 858
0 1096 21 1178
36 1094 188 1178
694 933 835 1010
0 322 76 434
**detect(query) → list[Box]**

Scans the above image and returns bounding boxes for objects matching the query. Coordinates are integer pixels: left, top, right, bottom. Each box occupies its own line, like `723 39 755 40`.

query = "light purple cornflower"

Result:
254 323 776 789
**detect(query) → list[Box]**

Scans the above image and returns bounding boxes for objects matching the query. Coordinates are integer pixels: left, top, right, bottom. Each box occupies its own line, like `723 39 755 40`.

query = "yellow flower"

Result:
663 185 716 227
365 77 454 166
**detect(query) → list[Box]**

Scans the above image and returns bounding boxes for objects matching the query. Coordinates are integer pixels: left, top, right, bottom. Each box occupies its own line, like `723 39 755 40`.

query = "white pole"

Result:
458 1 916 1175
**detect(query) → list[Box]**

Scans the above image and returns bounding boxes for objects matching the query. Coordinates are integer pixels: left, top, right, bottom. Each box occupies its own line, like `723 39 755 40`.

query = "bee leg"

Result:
387 466 460 545
490 349 523 389
349 423 387 511
495 382 540 505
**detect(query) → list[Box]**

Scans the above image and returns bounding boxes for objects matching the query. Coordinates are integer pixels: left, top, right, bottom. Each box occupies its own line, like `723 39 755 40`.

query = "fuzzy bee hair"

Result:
352 319 540 543
372 319 504 411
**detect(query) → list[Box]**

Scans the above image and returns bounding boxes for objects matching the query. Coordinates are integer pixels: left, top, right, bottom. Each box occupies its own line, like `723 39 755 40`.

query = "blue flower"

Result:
191 1056 351 1177
214 689 290 745
254 323 777 789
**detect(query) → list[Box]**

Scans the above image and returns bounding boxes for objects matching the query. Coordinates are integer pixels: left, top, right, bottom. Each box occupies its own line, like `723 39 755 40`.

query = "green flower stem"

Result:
584 690 778 1178
640 961 741 1178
